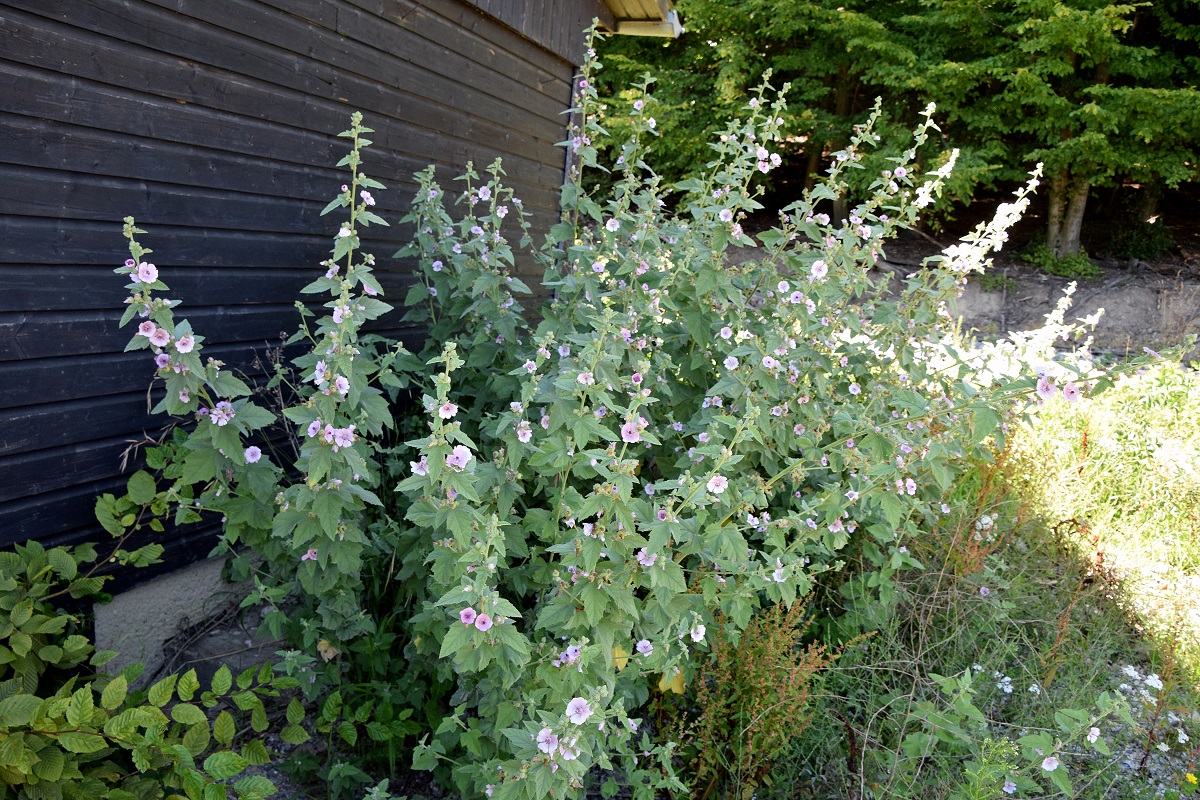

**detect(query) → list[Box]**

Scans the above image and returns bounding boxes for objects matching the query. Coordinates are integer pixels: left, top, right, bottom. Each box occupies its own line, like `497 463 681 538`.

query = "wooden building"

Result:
0 0 678 567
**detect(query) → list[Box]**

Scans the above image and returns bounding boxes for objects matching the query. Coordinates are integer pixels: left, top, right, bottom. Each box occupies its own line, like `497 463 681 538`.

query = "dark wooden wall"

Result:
0 0 581 558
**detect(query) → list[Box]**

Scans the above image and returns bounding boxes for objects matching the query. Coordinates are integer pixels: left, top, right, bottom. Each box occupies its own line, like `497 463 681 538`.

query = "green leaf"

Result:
286 697 304 725
280 724 310 745
57 731 107 753
66 685 95 726
172 703 209 726
126 470 157 505
183 721 211 756
177 669 201 701
148 675 177 707
0 693 42 725
213 710 236 747
204 751 249 781
211 665 232 696
234 775 277 797
100 674 128 710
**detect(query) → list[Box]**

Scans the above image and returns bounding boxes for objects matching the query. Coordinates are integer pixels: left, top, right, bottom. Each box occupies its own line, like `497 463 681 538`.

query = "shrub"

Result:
1020 242 1101 280
93 38 1167 800
0 535 299 799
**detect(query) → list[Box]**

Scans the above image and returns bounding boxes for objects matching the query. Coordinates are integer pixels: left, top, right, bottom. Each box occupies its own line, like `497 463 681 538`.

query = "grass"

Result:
701 363 1200 800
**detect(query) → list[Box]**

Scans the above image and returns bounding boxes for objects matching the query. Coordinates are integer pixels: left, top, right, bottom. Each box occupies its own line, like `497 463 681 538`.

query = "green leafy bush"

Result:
1020 243 1101 280
89 40 1171 800
0 537 299 799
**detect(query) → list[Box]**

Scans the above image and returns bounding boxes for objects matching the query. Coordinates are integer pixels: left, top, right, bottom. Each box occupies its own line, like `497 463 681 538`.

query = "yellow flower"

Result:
1186 772 1197 785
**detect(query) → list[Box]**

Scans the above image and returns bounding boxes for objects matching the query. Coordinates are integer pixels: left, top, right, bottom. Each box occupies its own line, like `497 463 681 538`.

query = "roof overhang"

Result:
600 0 683 38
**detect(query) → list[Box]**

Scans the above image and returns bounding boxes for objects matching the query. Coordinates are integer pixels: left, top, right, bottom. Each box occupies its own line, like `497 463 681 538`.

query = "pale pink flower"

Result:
155 353 170 369
335 375 350 396
577 372 595 386
707 475 728 494
566 698 592 724
439 402 458 419
175 333 195 353
460 607 477 625
179 390 190 403
149 328 171 348
1062 381 1081 402
244 446 262 464
333 427 355 449
718 209 733 223
620 420 641 444
313 360 327 383
411 455 429 476
1041 756 1059 771
636 639 652 655
605 218 620 232
1002 780 1016 794
762 355 779 370
138 321 156 338
724 356 739 370
810 260 828 281
848 382 861 395
137 262 158 283
636 548 657 567
446 445 472 471
474 613 493 632
536 727 559 755
1036 376 1056 401
719 327 733 340
690 624 706 642
1087 727 1100 744
516 421 533 443
301 548 318 562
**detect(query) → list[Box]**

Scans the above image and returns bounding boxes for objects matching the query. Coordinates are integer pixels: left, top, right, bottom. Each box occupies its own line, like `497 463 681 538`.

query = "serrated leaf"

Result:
177 669 200 701
148 675 177 707
183 721 211 756
57 731 107 753
211 665 232 696
280 724 310 745
100 675 128 710
203 751 248 781
172 703 208 726
213 711 236 747
242 738 271 765
126 470 157 505
0 693 41 725
286 697 304 725
234 775 276 797
31 745 65 782
66 685 94 726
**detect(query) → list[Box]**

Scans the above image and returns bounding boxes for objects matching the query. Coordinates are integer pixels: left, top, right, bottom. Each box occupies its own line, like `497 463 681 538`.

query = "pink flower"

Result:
411 455 429 476
439 402 458 419
307 419 322 438
605 218 620 232
516 421 533 443
1041 756 1059 771
474 613 492 632
690 624 706 642
719 327 733 340
155 353 170 369
335 375 350 396
536 727 559 755
137 262 158 283
707 475 728 494
332 427 355 449
566 697 592 725
1003 780 1016 794
301 548 318 562
1062 381 1081 402
848 382 861 395
621 420 641 443
244 446 262 463
175 333 195 353
723 356 739 370
636 548 657 567
1036 376 1056 401
636 639 652 655
810 260 828 281
1087 727 1100 744
718 209 733 223
149 328 171 348
313 360 327 383
459 607 477 625
577 372 595 386
446 445 472 471
137 321 156 338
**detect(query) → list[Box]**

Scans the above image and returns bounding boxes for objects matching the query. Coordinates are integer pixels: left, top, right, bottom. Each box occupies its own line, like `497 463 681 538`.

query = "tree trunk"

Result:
830 64 852 222
1046 170 1069 256
803 146 820 193
1058 178 1091 257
